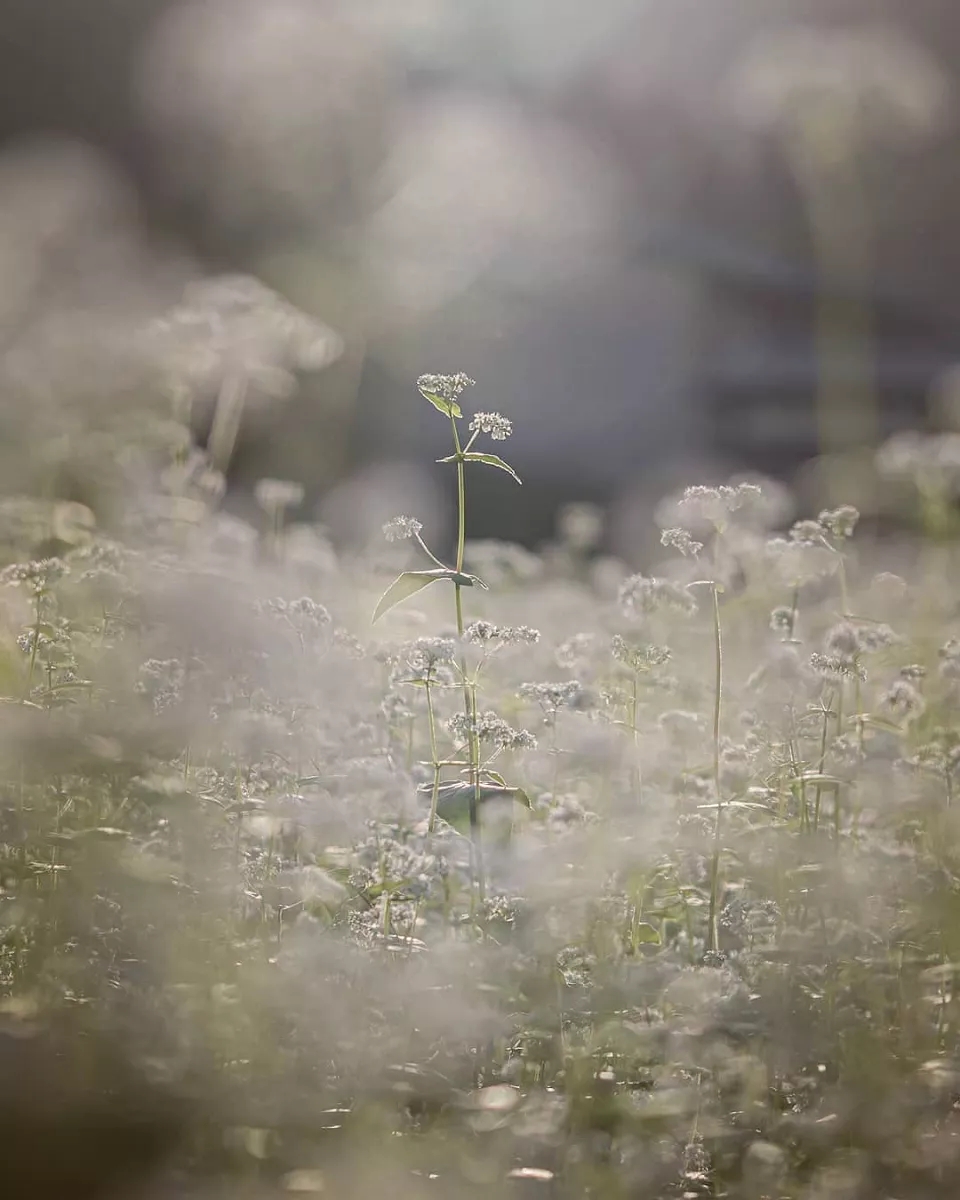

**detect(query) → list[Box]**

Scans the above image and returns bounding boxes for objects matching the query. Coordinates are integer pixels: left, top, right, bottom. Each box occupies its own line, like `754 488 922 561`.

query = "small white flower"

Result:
660 527 703 558
618 573 697 620
610 635 671 674
818 505 860 540
417 373 475 402
464 621 539 647
469 411 513 441
383 515 423 543
675 483 762 529
254 477 305 512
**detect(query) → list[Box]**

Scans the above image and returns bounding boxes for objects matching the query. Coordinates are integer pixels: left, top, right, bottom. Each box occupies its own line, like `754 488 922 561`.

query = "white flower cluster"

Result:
469 411 513 441
0 558 68 594
382 515 423 543
417 373 475 402
610 635 671 674
677 483 762 528
519 680 584 713
463 621 540 647
254 478 305 512
447 710 537 751
660 527 703 558
404 637 456 672
618 574 697 620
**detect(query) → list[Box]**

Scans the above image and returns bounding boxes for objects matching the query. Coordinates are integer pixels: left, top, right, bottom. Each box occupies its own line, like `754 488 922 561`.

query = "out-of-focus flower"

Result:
618 573 697 620
149 274 343 403
382 515 423 543
254 478 306 513
660 527 703 558
729 24 949 148
464 621 540 648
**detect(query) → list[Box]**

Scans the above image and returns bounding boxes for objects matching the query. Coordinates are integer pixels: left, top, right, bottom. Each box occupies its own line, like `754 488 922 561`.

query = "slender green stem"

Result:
450 411 484 900
24 591 41 702
707 582 724 955
630 673 642 803
425 677 442 833
813 693 832 835
415 533 449 571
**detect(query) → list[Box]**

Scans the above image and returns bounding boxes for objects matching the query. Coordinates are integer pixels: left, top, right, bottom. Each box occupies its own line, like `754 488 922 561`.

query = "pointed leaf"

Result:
426 782 532 831
418 387 462 419
373 569 450 622
462 453 522 484
450 571 488 589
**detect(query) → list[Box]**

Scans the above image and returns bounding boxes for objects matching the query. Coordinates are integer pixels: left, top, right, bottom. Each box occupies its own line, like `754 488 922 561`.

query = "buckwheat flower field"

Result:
4 362 960 1200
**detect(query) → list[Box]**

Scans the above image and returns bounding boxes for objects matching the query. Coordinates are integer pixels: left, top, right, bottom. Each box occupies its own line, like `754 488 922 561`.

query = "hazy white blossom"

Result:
825 622 862 663
136 657 186 713
463 540 542 585
660 527 703 558
876 430 960 493
254 477 305 512
555 633 597 671
765 533 836 586
404 637 456 673
818 505 860 540
0 557 68 593
790 519 827 546
810 652 866 682
519 680 584 713
151 274 343 398
939 638 960 681
675 482 762 529
463 621 540 647
729 25 949 147
720 744 754 792
659 709 704 743
610 635 671 674
447 710 537 751
880 678 925 721
853 622 899 653
262 596 332 640
556 503 604 551
618 573 697 620
383 515 423 542
769 606 796 638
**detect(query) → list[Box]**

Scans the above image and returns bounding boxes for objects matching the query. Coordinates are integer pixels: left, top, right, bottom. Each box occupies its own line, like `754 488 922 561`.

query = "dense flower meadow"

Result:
5 351 960 1200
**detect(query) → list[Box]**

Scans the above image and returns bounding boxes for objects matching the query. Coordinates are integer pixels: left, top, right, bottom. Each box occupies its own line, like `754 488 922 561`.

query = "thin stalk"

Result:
208 370 248 473
812 693 832 835
450 412 484 900
834 684 845 842
24 591 42 702
707 582 724 955
425 677 442 833
630 673 642 803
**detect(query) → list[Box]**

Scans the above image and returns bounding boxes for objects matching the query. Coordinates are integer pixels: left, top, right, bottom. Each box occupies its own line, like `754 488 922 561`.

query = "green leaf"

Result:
462 452 522 484
427 782 532 832
450 571 488 589
418 387 462 419
633 922 661 946
372 568 489 621
372 570 449 622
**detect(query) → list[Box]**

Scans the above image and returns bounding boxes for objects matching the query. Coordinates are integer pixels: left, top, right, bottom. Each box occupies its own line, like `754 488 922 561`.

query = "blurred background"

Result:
2 0 960 558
